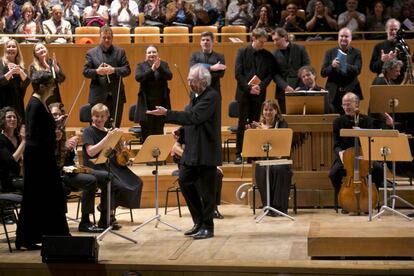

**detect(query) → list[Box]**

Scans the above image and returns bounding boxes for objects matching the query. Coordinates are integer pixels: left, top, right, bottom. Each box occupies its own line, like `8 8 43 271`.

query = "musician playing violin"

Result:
82 103 143 230
328 92 385 214
49 103 105 233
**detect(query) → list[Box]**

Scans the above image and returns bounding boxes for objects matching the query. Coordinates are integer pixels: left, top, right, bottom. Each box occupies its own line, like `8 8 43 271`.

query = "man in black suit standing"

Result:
272 27 310 113
83 26 131 127
234 28 275 165
321 27 362 114
147 64 221 240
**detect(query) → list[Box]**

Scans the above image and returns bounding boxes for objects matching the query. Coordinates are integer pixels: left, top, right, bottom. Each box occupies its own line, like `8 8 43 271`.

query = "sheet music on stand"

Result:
285 90 328 115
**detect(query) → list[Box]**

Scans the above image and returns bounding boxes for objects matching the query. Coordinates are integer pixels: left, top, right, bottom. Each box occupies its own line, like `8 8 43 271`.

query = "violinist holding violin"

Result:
328 92 385 214
82 103 143 230
49 102 105 233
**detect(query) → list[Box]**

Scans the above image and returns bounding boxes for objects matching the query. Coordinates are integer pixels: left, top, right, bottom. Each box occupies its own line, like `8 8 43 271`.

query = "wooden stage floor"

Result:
1 204 414 275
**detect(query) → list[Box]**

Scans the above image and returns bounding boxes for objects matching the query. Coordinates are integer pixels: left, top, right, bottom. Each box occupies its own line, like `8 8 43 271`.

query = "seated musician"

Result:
295 65 329 113
49 103 105 233
249 99 293 216
171 127 224 219
82 103 143 230
328 92 384 214
0 107 25 194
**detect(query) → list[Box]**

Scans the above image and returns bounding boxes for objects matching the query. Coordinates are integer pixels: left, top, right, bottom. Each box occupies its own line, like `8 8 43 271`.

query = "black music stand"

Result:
340 128 399 221
285 91 328 115
370 85 414 211
132 134 180 232
360 134 413 221
93 130 137 244
242 128 294 222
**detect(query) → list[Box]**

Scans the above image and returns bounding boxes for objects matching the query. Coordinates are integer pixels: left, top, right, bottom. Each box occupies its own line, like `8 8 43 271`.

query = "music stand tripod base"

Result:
132 135 181 232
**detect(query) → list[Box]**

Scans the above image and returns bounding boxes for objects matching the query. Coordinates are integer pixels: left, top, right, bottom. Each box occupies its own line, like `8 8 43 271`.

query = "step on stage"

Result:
1 205 414 275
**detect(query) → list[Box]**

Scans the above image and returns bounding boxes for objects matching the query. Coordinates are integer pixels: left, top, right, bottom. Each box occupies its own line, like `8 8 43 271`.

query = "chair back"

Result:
228 100 239 118
163 26 189 44
75 26 100 44
134 26 161 44
111 26 131 44
281 9 306 21
79 104 92 123
192 26 218 43
220 25 248 42
128 105 136 122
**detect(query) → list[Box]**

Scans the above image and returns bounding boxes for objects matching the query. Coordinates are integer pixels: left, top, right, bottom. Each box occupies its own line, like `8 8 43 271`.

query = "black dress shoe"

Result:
341 209 349 214
98 219 122 230
78 222 105 233
15 241 42 251
234 156 242 165
213 210 224 219
193 228 214 240
266 210 278 217
184 224 201 236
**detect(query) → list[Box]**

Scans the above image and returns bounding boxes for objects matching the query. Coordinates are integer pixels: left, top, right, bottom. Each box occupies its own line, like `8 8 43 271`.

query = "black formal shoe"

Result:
193 228 214 240
266 210 278 217
15 241 42 251
78 222 105 233
341 209 349 214
408 212 414 218
213 210 224 219
234 156 242 165
98 218 122 230
184 223 201 236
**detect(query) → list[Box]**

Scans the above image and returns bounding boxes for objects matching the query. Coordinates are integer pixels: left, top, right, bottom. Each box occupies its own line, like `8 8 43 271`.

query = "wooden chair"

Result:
220 25 248 43
74 26 100 44
192 26 219 43
134 26 161 44
111 26 131 44
163 26 189 44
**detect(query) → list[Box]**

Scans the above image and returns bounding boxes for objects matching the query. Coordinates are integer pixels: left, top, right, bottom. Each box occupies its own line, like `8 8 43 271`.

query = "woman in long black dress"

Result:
82 103 143 229
29 43 65 106
252 99 293 216
0 39 30 121
0 107 25 193
15 71 70 250
135 45 172 142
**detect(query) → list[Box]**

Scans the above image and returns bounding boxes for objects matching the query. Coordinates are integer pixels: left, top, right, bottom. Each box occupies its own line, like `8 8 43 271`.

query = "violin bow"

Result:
113 76 123 128
174 63 190 97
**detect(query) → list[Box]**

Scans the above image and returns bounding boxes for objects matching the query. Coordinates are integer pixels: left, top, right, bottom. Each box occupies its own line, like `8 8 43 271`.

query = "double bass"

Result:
339 112 379 214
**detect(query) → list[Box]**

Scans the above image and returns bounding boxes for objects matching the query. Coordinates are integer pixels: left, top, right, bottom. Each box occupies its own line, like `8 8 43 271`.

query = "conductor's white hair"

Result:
189 64 211 87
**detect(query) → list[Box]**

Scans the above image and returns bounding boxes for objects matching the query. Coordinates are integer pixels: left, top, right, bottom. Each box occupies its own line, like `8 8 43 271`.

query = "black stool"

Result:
164 170 182 217
252 183 297 215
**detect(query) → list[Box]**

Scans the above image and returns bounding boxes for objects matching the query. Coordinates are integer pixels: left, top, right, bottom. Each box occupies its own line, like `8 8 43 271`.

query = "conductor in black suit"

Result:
83 26 131 127
147 64 221 240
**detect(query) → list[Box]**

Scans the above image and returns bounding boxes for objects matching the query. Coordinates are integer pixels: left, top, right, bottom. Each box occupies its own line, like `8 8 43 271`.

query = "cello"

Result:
339 111 379 214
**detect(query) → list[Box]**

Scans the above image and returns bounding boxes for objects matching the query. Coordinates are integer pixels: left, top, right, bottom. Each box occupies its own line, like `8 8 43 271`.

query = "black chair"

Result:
252 183 297 215
127 105 143 149
79 104 92 124
164 170 182 217
223 101 239 162
0 193 22 252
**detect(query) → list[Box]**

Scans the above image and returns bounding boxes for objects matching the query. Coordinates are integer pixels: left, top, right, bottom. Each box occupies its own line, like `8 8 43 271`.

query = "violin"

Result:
338 112 379 214
114 137 134 167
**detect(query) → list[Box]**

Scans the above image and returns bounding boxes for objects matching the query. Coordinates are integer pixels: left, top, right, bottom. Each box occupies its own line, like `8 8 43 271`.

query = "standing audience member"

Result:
0 39 30 121
30 43 66 106
337 0 366 35
272 27 310 114
305 0 337 41
226 0 254 28
42 4 73 44
82 103 143 230
14 2 43 43
369 19 407 84
134 45 172 142
16 71 70 250
0 107 25 193
83 26 131 127
63 0 81 34
321 27 362 114
365 0 390 40
147 64 221 240
110 0 139 30
251 99 293 217
234 28 275 165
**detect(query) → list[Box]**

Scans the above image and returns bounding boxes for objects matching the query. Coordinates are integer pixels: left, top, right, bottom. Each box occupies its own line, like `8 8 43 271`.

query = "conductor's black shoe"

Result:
184 223 201 236
78 222 105 233
193 228 214 239
234 156 242 165
213 210 224 219
98 219 122 230
341 209 349 214
408 212 414 218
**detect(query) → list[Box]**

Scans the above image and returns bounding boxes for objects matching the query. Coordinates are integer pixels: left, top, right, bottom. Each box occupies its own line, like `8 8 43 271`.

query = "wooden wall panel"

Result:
11 40 414 127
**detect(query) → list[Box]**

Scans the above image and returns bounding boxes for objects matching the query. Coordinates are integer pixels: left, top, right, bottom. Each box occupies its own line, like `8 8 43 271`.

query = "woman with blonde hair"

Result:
14 2 43 43
29 43 65 106
0 39 30 120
